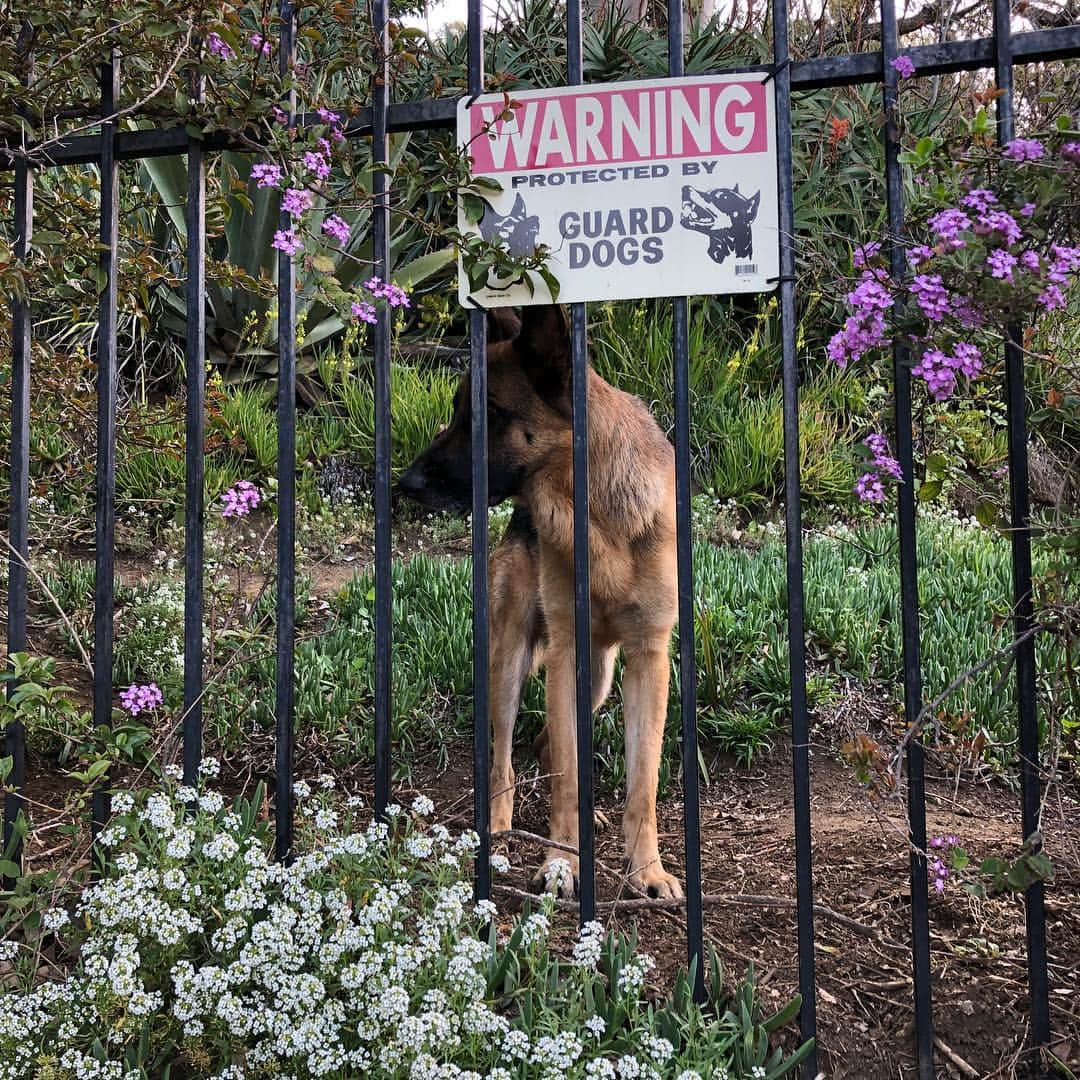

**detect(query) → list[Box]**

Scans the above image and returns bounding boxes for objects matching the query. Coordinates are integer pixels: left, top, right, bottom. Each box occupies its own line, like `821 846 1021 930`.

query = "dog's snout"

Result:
397 465 427 495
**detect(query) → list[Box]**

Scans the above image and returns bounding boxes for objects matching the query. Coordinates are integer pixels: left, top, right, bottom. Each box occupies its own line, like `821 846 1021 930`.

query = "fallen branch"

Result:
490 883 902 946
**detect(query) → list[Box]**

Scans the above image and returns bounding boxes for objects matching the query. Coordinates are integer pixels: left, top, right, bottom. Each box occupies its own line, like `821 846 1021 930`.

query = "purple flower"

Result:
987 249 1018 281
384 282 408 308
272 106 288 124
352 299 377 324
864 433 903 481
1003 138 1044 162
847 269 894 311
120 683 163 717
272 228 302 256
891 55 915 79
1050 244 1080 278
911 348 957 400
251 162 284 189
363 275 411 310
853 241 882 268
910 274 951 321
953 295 984 330
960 188 997 213
250 33 273 56
827 310 888 368
221 480 262 518
322 214 351 244
928 208 971 249
281 187 314 219
1061 142 1080 164
1020 202 1036 218
855 472 886 503
205 32 234 61
1020 250 1041 273
304 151 331 181
929 835 961 896
907 245 934 269
953 342 983 379
317 107 342 125
1038 284 1066 311
977 209 1022 246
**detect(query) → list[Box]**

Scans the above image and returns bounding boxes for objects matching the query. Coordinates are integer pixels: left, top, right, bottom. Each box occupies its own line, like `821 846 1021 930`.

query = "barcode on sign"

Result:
735 263 758 276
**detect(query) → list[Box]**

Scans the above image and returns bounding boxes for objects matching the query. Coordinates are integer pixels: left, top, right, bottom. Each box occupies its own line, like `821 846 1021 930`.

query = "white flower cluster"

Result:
0 779 773 1079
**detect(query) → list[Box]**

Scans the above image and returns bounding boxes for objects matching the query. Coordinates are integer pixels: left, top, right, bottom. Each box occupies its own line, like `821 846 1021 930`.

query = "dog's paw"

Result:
530 854 579 899
628 864 683 901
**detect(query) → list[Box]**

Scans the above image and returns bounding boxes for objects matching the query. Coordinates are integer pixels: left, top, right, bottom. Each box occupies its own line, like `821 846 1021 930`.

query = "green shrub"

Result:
209 509 1063 776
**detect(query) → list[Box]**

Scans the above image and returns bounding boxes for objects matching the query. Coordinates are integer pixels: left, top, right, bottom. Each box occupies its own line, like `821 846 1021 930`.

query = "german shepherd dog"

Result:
398 305 682 900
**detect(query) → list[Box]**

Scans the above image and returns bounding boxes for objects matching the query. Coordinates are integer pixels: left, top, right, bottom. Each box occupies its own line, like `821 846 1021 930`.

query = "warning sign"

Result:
458 73 779 306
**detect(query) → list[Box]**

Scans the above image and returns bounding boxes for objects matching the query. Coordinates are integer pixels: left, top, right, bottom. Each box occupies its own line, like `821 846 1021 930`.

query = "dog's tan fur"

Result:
400 305 681 899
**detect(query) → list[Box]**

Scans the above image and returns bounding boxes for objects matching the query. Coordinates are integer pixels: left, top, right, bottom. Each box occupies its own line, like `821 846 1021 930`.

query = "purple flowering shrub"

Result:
829 121 1080 503
929 833 1053 900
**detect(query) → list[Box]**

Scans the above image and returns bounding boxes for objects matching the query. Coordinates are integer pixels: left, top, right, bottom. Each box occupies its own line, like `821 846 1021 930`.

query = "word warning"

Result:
458 73 779 306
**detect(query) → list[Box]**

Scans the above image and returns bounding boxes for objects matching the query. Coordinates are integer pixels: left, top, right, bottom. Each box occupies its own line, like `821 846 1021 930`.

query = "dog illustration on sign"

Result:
680 183 760 265
478 194 541 257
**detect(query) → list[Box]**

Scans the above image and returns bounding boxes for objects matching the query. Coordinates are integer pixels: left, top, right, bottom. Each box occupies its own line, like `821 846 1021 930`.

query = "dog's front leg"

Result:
622 638 683 900
531 632 580 898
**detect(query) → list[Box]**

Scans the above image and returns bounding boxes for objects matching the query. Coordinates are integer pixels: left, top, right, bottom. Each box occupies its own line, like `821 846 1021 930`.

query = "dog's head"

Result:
477 193 541 258
397 305 572 513
680 184 760 259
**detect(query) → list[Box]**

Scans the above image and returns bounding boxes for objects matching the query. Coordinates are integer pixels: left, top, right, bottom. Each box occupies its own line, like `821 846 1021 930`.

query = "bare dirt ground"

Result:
21 729 1078 1078
393 727 1080 1079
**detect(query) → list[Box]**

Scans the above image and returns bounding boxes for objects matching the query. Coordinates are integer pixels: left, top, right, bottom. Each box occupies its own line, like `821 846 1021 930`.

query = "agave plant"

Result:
140 133 454 389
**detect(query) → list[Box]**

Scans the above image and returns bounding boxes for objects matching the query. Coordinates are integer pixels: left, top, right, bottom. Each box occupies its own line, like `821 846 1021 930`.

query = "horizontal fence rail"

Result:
3 6 1075 1076
2 27 1079 168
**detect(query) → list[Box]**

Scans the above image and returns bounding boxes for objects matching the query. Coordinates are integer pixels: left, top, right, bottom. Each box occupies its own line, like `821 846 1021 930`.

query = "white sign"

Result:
457 73 779 307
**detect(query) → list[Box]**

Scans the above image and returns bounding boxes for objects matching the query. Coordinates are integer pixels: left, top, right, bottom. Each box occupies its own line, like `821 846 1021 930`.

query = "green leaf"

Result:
461 194 486 224
924 453 947 476
393 247 456 290
537 266 561 302
0 859 21 879
975 500 998 528
918 479 942 502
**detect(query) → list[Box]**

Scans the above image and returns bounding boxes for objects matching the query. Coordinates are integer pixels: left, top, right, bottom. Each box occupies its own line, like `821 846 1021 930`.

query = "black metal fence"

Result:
4 4 1079 1077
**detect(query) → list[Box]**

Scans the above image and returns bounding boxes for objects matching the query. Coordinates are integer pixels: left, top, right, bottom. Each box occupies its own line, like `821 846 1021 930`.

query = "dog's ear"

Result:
517 304 571 407
746 190 761 221
510 193 527 217
486 307 522 343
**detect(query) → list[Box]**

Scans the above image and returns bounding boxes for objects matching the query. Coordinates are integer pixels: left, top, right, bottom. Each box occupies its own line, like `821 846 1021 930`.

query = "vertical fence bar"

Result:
666 0 704 1002
3 111 33 880
182 66 207 789
879 10 935 1078
275 0 298 862
565 0 595 924
372 0 393 819
992 0 1051 1067
92 52 121 841
771 0 817 1070
467 0 491 904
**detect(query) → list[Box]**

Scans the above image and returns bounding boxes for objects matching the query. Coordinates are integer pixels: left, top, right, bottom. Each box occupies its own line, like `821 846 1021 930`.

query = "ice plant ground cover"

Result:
0 773 811 1079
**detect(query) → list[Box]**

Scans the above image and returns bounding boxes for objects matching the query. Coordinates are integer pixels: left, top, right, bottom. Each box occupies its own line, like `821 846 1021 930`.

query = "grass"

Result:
188 510 1068 786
